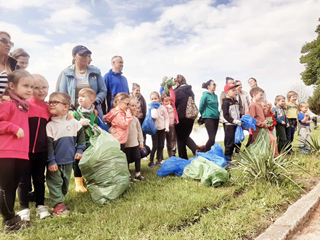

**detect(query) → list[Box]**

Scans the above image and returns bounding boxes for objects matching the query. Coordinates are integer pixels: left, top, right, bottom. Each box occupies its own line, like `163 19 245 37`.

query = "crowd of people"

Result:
0 30 314 233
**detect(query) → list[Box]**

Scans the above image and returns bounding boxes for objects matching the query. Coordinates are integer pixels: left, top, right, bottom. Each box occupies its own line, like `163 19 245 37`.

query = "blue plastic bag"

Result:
196 143 227 168
235 125 245 144
240 114 257 130
97 113 109 132
142 103 161 135
157 156 192 177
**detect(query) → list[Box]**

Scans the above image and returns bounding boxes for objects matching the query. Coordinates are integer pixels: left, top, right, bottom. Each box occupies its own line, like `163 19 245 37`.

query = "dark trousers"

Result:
165 125 175 158
175 118 198 159
18 152 47 208
0 158 29 221
73 160 82 178
276 124 288 152
286 121 296 148
224 125 237 158
124 146 141 172
150 129 165 163
204 118 219 152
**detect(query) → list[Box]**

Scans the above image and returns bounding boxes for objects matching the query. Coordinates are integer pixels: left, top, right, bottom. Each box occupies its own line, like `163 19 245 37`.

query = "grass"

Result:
1 128 320 239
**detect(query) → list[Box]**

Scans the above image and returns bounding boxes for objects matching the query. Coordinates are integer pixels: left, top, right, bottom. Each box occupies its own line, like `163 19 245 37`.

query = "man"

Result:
220 77 234 107
103 56 129 114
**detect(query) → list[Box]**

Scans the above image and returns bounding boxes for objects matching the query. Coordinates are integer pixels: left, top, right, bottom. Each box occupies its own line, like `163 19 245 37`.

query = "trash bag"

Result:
245 128 270 160
235 125 245 144
157 156 192 177
196 143 227 168
97 113 109 132
182 156 230 187
240 114 257 130
79 128 129 204
142 103 161 135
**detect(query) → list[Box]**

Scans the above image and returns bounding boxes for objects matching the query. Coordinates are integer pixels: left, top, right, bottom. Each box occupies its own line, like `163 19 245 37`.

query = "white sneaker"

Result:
17 208 30 222
36 205 51 219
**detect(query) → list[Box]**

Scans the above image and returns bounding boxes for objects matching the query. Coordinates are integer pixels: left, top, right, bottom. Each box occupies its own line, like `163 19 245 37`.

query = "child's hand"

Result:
66 111 73 121
281 121 285 125
165 128 169 132
139 143 144 149
287 123 290 128
263 122 268 128
48 164 58 172
1 96 12 102
126 109 132 116
16 128 24 138
75 153 83 160
80 118 90 126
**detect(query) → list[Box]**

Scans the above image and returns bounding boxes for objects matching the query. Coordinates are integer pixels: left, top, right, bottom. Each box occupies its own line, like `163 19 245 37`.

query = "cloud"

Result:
0 0 79 11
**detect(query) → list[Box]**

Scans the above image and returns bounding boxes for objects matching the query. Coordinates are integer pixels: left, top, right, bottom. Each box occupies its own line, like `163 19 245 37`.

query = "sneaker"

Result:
36 205 51 219
17 208 30 222
155 161 162 167
53 203 70 217
134 174 146 181
3 215 28 234
148 162 155 169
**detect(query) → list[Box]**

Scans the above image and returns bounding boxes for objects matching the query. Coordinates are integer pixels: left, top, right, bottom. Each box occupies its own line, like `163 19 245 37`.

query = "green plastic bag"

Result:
182 156 230 187
79 129 130 204
246 128 270 160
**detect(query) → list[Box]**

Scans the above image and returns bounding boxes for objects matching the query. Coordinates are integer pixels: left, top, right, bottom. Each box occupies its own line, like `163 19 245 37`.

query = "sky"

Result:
1 0 319 105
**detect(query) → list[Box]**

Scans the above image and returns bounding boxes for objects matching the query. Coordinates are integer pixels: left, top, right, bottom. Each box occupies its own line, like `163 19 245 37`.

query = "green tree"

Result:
300 18 320 86
308 85 320 115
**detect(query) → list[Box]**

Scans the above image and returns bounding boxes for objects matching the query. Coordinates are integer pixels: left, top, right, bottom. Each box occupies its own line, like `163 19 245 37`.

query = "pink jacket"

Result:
168 88 179 124
151 105 169 131
163 104 175 126
0 101 29 160
105 109 133 144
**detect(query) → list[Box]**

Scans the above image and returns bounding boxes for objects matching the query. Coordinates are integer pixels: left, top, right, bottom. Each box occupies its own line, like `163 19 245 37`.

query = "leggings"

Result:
150 129 165 163
204 118 219 152
175 118 198 159
124 146 141 172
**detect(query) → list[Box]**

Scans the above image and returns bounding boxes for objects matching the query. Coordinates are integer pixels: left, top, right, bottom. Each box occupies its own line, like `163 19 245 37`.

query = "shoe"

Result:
134 174 146 181
53 203 70 217
129 175 134 183
36 205 51 219
28 191 35 202
301 149 308 154
148 162 155 169
17 208 30 222
75 177 87 193
3 215 28 234
155 161 162 167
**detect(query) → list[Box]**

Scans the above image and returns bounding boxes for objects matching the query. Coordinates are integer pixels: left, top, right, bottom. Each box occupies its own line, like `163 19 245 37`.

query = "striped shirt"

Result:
0 70 7 95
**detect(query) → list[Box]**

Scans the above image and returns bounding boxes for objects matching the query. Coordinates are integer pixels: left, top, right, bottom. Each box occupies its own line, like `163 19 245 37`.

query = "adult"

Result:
103 56 129 114
11 48 30 70
130 83 147 127
199 80 219 152
220 77 234 107
235 80 250 117
248 77 267 100
0 31 16 95
59 45 107 117
174 74 199 159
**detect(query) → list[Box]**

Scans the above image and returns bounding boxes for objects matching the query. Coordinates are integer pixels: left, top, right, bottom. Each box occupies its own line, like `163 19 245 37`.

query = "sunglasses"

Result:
121 101 130 106
48 101 67 106
0 38 14 47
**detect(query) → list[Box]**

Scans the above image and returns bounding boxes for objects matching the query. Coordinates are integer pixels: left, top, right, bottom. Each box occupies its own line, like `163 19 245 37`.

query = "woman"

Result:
199 80 219 152
0 31 16 95
130 83 147 127
174 74 199 159
235 80 250 117
59 45 107 117
11 48 30 70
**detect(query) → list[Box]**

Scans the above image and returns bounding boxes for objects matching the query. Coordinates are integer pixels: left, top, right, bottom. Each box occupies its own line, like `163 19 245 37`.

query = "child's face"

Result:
277 98 286 107
128 99 137 115
261 102 269 116
226 88 237 99
300 105 308 113
118 97 130 111
33 78 48 101
78 93 94 109
150 94 160 103
253 92 264 102
9 76 34 100
16 56 29 70
289 95 297 103
162 96 171 105
48 96 69 116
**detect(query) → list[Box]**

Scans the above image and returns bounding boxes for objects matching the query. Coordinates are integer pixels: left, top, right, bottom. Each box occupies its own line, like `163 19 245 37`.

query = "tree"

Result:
288 82 313 104
308 85 320 115
300 18 320 86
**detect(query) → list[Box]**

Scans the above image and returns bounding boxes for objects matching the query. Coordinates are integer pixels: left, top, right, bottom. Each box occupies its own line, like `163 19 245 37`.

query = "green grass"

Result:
1 128 320 239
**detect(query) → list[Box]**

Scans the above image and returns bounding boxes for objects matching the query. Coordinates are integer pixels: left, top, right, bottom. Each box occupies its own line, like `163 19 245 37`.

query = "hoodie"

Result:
199 91 219 119
174 84 195 119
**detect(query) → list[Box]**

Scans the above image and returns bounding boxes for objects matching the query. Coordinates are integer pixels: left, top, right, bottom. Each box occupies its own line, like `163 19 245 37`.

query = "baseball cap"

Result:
72 45 92 55
224 83 237 93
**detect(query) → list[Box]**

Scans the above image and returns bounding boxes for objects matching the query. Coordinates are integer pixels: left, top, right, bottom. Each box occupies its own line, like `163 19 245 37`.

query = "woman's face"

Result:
208 81 216 92
0 33 12 57
16 56 29 70
74 53 89 67
248 79 257 88
133 87 141 98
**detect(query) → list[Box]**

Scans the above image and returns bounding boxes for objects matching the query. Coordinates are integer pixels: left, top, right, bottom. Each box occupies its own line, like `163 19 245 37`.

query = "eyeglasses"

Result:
34 86 48 91
121 101 130 106
0 38 14 47
48 101 67 106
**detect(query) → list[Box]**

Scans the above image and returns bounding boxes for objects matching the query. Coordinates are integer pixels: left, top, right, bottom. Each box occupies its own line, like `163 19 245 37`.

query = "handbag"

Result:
186 96 199 119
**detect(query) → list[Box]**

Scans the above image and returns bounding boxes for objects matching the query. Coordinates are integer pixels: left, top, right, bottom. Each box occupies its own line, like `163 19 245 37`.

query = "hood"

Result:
176 84 193 96
105 108 123 122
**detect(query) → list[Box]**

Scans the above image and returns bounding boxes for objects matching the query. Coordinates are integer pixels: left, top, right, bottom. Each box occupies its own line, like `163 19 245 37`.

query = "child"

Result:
261 100 276 136
286 91 298 152
124 97 145 181
273 95 290 152
149 91 169 168
17 74 51 223
72 88 99 192
298 102 312 152
46 92 85 216
11 48 30 70
0 69 34 232
161 93 176 158
219 83 241 162
104 92 132 151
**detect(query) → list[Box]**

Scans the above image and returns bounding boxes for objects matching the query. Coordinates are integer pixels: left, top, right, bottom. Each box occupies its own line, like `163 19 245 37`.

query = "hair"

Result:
249 87 264 98
225 77 234 84
79 88 96 100
132 83 140 90
150 91 160 99
0 31 13 74
32 74 48 85
175 74 187 85
111 55 122 64
299 102 309 111
2 70 34 97
274 95 285 105
11 48 30 60
161 92 171 102
248 77 257 83
287 91 298 101
202 79 213 89
49 92 72 106
113 92 130 108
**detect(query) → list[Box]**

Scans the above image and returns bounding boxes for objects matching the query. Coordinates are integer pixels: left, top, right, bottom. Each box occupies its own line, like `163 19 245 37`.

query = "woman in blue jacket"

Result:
59 45 107 117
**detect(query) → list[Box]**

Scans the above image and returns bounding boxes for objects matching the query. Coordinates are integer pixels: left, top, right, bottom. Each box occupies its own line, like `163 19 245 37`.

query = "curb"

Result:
256 182 320 240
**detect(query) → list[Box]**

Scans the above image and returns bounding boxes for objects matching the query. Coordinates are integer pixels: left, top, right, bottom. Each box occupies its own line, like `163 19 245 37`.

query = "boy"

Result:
298 102 312 153
219 83 241 162
286 91 298 152
72 88 99 192
274 95 290 152
46 92 85 216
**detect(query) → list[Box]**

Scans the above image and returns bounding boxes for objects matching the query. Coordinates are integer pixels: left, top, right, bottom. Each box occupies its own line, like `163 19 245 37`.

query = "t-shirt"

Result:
298 113 311 127
0 69 7 95
286 102 298 119
74 69 90 108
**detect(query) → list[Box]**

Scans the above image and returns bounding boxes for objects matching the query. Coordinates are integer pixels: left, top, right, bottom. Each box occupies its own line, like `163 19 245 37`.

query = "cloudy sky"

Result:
1 0 319 104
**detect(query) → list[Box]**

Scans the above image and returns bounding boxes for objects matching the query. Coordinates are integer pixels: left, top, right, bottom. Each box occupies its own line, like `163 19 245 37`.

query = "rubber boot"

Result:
75 177 87 193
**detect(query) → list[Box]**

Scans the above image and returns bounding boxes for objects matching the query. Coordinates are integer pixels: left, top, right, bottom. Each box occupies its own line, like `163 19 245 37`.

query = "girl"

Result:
104 92 132 151
11 48 30 70
0 69 34 233
261 101 276 136
149 91 169 168
298 102 312 152
161 93 175 158
124 97 145 181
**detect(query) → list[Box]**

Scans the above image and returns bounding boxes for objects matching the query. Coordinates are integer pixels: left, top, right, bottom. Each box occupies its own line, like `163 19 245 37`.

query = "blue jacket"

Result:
59 65 107 117
273 105 289 125
103 69 129 112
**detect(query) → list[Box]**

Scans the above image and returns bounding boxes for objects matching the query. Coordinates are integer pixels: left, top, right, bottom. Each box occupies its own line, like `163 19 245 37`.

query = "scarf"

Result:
7 89 30 113
160 77 176 94
79 105 95 114
149 102 161 109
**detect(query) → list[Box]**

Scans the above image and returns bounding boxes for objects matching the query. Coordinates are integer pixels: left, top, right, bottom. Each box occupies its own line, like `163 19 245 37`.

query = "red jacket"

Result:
0 101 29 160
